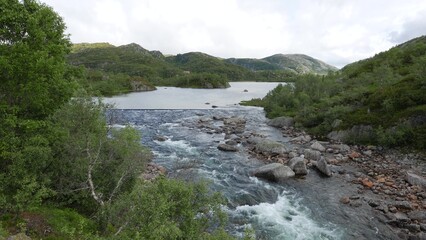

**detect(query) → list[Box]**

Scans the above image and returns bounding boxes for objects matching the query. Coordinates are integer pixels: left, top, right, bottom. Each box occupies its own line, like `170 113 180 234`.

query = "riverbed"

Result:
105 82 400 239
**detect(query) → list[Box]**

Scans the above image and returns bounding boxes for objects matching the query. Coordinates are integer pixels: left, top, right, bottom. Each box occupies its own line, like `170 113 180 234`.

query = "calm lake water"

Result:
103 82 282 109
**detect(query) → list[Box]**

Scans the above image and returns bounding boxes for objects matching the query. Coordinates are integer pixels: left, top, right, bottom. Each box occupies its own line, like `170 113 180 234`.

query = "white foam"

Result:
109 124 126 129
233 193 342 240
155 139 197 154
249 176 272 190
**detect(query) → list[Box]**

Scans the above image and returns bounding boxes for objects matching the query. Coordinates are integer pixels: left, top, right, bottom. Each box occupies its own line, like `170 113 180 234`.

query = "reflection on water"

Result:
103 82 282 109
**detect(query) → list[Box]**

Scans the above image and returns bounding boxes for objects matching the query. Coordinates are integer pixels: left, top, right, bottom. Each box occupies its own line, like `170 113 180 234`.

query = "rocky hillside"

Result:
226 54 338 74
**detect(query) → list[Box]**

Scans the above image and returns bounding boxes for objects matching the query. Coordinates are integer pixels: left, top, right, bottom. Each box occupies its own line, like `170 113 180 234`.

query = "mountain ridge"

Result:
69 42 337 76
226 53 338 74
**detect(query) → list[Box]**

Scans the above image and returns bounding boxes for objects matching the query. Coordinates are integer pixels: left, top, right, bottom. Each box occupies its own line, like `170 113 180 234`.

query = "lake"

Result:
103 82 282 109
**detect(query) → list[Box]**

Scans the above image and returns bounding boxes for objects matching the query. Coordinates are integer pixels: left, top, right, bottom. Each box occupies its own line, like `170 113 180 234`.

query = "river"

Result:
105 82 345 239
103 82 281 109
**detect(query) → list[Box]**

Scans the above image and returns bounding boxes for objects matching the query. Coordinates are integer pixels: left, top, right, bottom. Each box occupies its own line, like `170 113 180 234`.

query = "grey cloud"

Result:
389 14 426 43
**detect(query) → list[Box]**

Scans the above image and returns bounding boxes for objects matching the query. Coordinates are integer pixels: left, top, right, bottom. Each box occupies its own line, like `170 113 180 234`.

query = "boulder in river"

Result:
254 139 288 155
304 149 321 161
254 163 295 182
315 157 332 177
291 135 312 143
224 117 246 125
217 144 238 152
405 171 426 189
288 157 308 175
310 141 326 152
267 116 294 128
154 135 168 142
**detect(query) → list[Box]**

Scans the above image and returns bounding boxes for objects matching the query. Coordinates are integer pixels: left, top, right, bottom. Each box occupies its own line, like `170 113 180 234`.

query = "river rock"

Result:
154 135 168 141
310 141 326 152
291 135 312 143
315 157 332 177
254 163 295 182
393 201 413 210
224 117 246 125
267 116 294 128
254 139 288 155
288 152 298 159
329 144 351 153
141 163 167 181
225 140 238 146
130 80 156 92
217 144 238 152
288 157 308 175
304 149 321 161
327 130 349 142
406 171 426 189
408 210 426 222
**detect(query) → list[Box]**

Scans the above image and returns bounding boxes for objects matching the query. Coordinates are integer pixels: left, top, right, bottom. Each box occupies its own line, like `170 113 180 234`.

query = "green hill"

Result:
166 52 253 81
67 43 178 81
226 54 338 74
244 36 426 149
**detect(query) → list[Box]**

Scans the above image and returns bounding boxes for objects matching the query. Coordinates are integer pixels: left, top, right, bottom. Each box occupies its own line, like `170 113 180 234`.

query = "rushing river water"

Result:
106 82 345 239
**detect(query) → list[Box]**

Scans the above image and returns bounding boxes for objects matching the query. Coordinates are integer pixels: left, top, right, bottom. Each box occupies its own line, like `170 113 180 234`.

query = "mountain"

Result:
166 52 252 81
67 43 180 81
226 54 338 74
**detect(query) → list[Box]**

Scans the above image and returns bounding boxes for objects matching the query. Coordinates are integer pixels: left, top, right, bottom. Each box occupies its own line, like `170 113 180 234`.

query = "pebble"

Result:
340 196 350 204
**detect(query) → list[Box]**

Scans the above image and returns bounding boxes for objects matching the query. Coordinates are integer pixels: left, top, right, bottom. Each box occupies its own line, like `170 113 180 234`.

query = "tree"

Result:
0 0 74 119
0 0 74 212
49 97 150 212
103 177 229 239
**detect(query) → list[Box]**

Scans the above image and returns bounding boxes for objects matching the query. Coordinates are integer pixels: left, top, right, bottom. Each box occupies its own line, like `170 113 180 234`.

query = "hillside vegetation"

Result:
244 36 426 150
67 43 337 95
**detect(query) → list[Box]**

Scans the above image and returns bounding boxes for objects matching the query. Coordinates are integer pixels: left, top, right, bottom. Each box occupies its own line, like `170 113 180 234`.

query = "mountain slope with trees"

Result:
244 36 426 150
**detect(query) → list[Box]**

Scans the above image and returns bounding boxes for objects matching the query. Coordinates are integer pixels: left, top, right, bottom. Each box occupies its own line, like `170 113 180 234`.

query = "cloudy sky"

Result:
41 0 426 68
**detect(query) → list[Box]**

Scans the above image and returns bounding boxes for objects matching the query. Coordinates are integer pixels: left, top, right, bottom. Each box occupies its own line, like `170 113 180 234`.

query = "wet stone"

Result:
406 224 421 233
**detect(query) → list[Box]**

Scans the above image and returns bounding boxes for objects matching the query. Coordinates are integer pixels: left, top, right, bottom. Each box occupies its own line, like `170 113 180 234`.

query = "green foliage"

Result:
249 36 426 150
0 0 75 119
159 72 230 88
49 97 150 212
35 207 99 240
0 0 75 213
168 52 250 81
74 67 156 96
102 177 230 240
0 223 7 239
67 43 177 82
